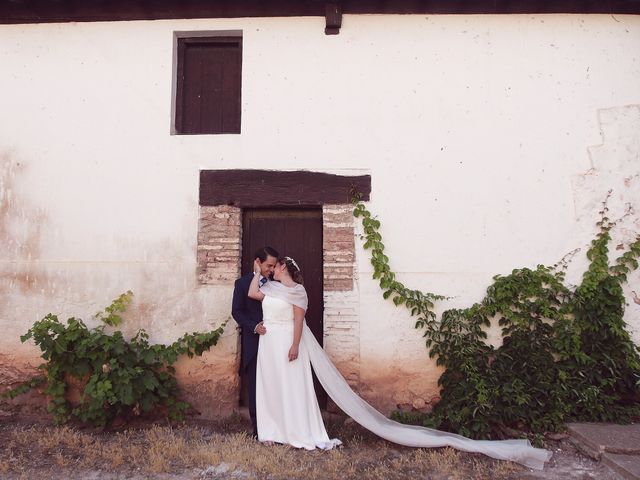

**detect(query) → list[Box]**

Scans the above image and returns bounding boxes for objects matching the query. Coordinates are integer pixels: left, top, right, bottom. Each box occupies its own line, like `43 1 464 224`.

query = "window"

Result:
174 34 242 134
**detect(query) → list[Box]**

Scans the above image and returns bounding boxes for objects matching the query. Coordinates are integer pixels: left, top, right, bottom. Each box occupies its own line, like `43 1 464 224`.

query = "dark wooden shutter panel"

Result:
176 37 241 134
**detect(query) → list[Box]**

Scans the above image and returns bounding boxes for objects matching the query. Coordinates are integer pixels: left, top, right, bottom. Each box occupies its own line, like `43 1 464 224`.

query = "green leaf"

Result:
393 296 405 306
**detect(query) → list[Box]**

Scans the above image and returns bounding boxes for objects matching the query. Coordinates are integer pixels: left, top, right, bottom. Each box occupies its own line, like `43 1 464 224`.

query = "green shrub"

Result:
353 190 640 438
5 291 226 428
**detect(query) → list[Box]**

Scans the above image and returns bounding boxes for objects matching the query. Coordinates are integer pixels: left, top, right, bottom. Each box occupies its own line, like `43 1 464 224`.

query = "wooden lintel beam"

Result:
199 169 371 207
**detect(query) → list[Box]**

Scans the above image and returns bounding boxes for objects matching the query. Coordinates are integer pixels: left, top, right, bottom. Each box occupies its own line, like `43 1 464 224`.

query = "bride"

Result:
248 256 551 470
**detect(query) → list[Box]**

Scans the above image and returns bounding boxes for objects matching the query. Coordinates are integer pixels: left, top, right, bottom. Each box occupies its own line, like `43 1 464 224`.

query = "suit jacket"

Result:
231 273 264 370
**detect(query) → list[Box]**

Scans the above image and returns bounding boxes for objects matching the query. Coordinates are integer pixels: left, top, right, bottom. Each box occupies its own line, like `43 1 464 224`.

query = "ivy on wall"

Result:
3 291 226 428
352 190 640 439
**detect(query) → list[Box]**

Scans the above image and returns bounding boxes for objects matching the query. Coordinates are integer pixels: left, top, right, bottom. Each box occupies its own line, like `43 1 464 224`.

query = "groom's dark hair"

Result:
255 246 279 262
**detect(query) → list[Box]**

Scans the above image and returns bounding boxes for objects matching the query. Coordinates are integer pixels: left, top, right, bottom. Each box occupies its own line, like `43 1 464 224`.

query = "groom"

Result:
231 246 279 438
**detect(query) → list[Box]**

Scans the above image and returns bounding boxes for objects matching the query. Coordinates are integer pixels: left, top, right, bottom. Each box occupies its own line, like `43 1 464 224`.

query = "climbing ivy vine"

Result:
3 291 226 428
352 189 640 439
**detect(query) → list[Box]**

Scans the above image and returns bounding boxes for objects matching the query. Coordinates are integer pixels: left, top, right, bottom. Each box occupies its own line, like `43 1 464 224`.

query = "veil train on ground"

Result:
301 326 551 470
260 280 552 470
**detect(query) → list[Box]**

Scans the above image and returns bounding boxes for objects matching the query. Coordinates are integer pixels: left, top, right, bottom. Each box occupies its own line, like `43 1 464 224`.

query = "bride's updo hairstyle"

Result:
278 256 304 285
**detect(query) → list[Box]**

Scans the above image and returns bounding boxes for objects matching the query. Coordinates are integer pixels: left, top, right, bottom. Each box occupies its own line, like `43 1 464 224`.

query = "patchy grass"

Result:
0 415 523 479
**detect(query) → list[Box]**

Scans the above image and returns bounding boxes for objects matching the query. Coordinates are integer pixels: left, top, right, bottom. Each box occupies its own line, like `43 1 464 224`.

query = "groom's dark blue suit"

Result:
231 272 263 437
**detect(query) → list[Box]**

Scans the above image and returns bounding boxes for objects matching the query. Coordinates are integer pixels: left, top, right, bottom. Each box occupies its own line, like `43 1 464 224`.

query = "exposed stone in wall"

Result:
194 205 243 418
174 343 240 419
323 205 355 292
359 370 442 415
197 206 242 285
323 290 360 387
0 354 48 419
322 204 361 396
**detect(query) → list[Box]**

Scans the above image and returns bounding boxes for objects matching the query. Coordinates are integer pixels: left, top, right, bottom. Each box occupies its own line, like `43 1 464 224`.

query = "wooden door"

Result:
241 208 326 408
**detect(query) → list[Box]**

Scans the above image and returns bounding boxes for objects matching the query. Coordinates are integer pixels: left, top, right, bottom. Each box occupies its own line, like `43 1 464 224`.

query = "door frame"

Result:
197 169 372 409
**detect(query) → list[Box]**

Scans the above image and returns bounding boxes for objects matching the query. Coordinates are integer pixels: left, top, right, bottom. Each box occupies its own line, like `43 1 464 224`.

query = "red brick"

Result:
325 278 353 291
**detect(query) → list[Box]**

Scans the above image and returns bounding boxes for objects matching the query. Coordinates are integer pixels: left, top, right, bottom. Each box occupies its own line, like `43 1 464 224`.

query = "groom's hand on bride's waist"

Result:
254 322 267 335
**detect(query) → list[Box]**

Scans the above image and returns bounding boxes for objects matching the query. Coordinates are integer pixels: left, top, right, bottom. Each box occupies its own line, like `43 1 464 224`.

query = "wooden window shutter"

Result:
175 36 242 134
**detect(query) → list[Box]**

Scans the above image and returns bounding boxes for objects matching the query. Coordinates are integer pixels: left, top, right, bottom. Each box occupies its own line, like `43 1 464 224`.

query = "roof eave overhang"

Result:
1 0 639 25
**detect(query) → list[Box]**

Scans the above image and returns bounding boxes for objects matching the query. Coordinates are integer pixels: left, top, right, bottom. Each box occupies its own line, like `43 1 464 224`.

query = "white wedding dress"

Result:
256 282 551 470
256 293 342 449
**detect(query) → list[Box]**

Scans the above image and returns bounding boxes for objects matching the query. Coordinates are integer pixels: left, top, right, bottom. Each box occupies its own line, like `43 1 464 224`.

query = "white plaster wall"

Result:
1 14 639 413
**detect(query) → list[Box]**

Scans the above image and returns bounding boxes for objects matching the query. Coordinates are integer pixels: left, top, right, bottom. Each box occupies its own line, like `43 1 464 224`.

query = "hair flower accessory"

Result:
285 256 300 271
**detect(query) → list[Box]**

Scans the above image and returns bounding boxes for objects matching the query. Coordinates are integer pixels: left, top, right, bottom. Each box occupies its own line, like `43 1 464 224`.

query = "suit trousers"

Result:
244 354 258 437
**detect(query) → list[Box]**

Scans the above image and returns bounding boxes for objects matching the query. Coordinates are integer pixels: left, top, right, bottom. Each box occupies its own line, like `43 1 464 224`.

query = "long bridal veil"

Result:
302 324 551 470
260 281 552 470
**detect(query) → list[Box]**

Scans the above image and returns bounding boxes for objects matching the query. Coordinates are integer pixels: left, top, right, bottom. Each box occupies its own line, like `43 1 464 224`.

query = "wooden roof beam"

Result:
325 2 342 35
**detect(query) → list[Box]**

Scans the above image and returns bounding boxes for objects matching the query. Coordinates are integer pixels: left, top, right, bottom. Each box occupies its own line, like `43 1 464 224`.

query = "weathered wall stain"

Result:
0 152 48 294
0 353 48 418
0 285 241 420
0 153 240 420
174 342 241 418
355 357 444 414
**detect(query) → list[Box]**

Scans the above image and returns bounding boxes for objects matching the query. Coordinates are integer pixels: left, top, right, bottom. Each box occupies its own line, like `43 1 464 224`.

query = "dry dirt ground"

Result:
0 415 620 480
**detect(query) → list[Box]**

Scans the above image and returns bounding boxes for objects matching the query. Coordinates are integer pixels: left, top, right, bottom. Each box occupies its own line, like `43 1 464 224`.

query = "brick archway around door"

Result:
197 169 371 387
